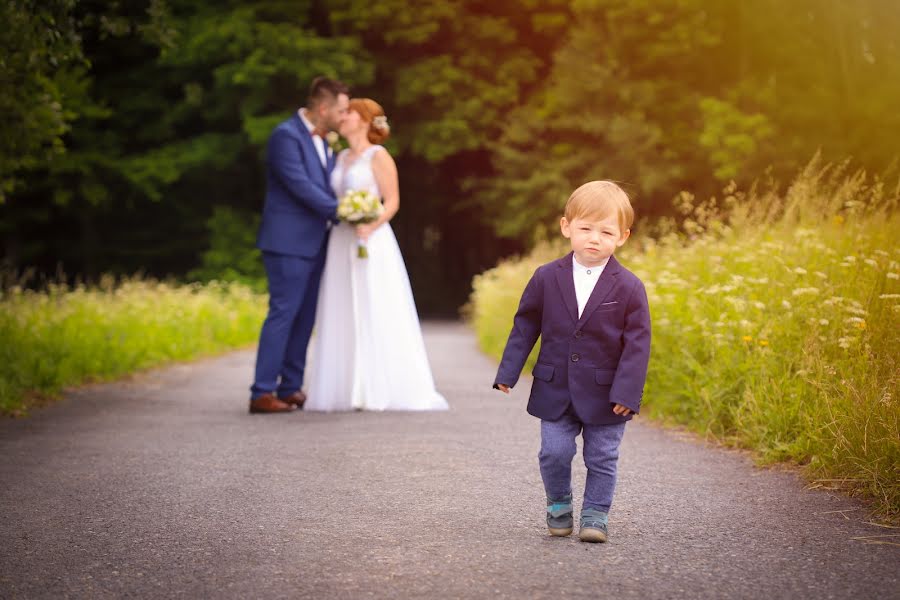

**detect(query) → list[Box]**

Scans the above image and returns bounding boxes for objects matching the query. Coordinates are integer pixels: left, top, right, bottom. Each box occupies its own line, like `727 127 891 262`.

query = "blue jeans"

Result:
539 408 627 512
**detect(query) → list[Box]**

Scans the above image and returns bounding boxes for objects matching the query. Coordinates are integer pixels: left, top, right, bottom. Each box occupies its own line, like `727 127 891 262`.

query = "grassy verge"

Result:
470 161 900 521
0 277 267 416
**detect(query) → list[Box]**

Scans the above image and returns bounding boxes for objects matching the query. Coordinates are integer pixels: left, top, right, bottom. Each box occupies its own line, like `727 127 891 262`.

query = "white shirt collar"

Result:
298 108 317 135
572 254 609 275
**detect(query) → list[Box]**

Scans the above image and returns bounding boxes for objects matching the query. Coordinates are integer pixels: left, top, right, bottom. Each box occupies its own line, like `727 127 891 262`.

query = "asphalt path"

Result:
1 322 898 599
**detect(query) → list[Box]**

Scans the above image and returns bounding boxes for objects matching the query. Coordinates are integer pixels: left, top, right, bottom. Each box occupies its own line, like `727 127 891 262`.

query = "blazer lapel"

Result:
554 253 579 324
577 255 622 325
292 115 328 186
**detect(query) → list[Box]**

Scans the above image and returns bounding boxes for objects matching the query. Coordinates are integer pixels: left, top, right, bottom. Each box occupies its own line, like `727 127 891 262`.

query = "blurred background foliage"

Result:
2 0 899 315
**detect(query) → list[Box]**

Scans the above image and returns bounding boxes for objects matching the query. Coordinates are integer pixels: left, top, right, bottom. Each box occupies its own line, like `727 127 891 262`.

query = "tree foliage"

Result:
2 0 899 312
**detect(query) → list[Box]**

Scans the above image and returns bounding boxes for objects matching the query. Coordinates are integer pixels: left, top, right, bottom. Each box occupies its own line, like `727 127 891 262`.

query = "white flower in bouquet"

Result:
337 189 383 258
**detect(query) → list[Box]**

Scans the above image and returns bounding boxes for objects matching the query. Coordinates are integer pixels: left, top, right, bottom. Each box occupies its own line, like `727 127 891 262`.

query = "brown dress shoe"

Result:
279 390 307 409
249 393 295 414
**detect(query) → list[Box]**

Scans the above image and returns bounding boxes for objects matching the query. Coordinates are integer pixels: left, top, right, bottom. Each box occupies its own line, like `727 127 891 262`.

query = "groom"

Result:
249 77 350 413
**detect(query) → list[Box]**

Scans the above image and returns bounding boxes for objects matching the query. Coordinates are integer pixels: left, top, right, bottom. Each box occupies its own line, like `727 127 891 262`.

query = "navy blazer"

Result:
257 114 338 258
493 253 651 425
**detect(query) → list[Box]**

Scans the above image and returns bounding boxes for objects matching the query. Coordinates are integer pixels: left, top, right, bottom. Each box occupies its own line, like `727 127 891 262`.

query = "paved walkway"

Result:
1 322 898 599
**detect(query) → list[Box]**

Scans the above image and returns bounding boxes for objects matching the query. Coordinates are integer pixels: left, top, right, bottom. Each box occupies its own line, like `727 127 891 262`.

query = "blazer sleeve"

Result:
493 269 544 389
267 127 338 220
609 279 651 413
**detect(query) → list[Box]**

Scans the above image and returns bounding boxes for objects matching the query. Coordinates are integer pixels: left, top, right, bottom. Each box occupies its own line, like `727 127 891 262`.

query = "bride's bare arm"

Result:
356 148 399 241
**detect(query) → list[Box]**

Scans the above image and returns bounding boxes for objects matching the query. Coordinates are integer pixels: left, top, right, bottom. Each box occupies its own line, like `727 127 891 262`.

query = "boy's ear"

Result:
560 217 571 239
616 229 631 247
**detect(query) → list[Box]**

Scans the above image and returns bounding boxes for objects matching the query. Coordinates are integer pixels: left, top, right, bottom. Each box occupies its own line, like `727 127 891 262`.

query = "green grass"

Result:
470 160 900 521
0 277 267 416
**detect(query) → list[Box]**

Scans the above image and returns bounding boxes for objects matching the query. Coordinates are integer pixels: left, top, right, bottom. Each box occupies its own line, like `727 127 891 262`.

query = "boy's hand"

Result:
612 403 633 416
496 384 510 394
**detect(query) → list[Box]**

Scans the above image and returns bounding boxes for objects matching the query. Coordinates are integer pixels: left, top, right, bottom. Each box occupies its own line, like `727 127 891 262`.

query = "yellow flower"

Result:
856 321 866 330
832 215 845 225
759 340 769 346
742 335 753 342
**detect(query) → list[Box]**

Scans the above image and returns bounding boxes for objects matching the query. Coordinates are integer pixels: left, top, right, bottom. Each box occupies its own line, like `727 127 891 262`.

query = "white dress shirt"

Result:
298 109 329 168
573 255 609 317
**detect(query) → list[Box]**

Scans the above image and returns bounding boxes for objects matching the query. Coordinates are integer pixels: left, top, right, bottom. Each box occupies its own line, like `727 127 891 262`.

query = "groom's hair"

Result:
307 77 349 109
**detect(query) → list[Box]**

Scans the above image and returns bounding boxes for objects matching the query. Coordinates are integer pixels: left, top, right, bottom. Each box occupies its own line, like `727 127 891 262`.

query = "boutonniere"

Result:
325 131 342 153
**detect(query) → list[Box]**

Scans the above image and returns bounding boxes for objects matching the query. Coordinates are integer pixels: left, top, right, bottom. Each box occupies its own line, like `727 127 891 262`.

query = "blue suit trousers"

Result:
250 246 327 399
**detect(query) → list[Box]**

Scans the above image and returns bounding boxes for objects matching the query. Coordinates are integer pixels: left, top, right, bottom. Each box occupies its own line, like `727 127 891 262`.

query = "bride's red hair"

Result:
349 98 390 144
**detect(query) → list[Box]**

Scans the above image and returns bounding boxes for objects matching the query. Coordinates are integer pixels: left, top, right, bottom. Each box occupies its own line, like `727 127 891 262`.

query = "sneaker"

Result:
579 508 609 543
546 494 574 536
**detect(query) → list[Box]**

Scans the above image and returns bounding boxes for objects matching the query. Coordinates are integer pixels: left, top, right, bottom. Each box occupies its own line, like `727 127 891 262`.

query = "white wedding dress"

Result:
305 145 448 412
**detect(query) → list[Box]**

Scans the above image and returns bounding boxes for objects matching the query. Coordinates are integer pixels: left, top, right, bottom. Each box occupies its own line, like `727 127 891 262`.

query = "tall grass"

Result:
470 160 900 520
0 276 267 416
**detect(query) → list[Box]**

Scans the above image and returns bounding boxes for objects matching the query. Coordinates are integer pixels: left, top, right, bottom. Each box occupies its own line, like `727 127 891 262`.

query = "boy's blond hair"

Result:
564 181 634 232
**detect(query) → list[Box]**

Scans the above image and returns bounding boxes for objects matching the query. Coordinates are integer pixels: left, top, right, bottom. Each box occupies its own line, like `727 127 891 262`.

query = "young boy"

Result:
493 180 651 543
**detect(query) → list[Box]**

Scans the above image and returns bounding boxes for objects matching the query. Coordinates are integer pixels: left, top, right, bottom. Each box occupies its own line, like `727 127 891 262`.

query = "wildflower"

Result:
879 294 900 299
758 339 769 347
814 271 827 279
742 335 753 342
856 321 867 330
864 258 878 267
753 301 766 310
844 306 868 316
888 273 899 280
819 319 829 325
843 255 857 262
792 287 820 296
875 250 889 257
782 300 792 310
793 267 808 275
832 215 845 225
838 337 852 349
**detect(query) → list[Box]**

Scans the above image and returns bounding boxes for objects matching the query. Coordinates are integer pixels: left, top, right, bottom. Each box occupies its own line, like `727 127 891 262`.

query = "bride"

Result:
305 98 448 412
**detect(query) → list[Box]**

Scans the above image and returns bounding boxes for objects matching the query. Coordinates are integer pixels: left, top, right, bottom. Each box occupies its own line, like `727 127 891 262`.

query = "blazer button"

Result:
571 353 580 362
574 331 583 339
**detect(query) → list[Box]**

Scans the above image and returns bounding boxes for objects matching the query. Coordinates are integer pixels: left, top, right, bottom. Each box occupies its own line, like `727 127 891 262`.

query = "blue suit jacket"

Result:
257 114 338 258
493 253 651 425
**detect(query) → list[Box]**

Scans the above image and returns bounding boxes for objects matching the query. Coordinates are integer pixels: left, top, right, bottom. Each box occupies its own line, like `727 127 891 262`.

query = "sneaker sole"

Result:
548 527 573 537
579 528 608 543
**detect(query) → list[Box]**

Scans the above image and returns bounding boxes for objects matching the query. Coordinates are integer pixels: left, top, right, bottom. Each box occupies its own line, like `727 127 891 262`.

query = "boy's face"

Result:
560 212 630 267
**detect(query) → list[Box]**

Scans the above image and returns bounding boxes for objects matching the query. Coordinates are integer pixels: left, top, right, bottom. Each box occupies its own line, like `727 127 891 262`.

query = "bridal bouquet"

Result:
337 189 384 258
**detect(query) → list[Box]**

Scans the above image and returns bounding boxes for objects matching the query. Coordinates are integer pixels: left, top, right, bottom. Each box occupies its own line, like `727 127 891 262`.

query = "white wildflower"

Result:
864 258 878 267
814 271 827 279
843 306 868 316
792 287 820 296
819 319 829 325
845 317 865 324
793 267 808 275
888 273 899 280
753 301 766 310
879 293 900 299
838 337 852 349
782 300 792 310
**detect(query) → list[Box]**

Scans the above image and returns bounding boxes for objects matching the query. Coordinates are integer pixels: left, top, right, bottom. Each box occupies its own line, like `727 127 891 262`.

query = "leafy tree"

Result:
0 0 87 202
